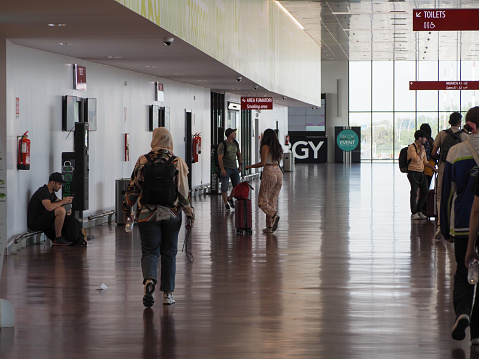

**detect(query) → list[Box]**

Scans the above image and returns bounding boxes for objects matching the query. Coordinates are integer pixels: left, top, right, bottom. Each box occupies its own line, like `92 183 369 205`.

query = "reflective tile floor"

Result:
0 163 476 358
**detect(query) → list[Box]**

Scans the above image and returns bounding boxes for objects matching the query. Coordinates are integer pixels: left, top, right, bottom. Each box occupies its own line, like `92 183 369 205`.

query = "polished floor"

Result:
0 163 476 358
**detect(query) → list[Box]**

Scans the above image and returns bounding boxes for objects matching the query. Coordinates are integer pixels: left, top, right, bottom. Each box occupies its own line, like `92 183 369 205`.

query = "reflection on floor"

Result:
1 163 476 359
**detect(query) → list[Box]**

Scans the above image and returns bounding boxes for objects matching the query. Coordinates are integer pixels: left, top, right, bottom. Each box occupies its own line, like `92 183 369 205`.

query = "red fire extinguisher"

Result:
285 134 290 145
18 131 30 170
192 133 201 163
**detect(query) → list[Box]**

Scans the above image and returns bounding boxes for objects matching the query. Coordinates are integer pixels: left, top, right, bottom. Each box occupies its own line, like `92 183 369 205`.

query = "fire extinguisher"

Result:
285 134 290 145
18 131 30 170
192 133 201 163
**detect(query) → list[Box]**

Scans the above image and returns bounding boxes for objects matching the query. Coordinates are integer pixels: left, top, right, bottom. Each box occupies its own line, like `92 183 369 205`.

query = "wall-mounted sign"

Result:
409 81 479 91
287 132 327 163
337 129 359 152
73 64 87 91
155 82 164 102
413 9 479 31
241 97 273 110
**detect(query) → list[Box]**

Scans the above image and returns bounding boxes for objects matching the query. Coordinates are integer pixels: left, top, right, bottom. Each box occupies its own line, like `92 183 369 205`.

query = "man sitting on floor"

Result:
27 172 74 246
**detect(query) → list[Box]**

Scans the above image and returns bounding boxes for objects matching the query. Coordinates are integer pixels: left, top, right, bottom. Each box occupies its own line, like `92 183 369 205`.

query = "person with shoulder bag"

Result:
431 112 469 238
440 107 479 344
123 127 194 308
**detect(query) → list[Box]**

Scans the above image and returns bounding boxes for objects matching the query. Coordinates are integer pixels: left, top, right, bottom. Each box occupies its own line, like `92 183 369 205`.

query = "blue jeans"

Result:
138 214 182 292
221 167 240 193
407 171 428 214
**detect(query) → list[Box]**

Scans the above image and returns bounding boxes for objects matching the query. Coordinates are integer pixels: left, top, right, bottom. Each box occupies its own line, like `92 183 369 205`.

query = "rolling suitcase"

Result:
425 188 437 218
235 199 252 234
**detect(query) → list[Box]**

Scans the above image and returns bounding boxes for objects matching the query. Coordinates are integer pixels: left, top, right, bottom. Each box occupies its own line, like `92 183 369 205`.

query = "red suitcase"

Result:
235 199 252 234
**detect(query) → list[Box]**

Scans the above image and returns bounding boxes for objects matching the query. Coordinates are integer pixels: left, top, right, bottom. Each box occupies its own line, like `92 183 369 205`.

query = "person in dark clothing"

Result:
420 123 436 189
27 172 74 245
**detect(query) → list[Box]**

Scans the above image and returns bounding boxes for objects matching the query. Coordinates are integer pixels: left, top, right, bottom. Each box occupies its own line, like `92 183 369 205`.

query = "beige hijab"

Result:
146 127 190 200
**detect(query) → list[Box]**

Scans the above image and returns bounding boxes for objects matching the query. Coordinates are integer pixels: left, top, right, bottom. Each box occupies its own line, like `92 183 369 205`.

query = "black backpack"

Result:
439 129 464 162
62 215 87 246
398 143 416 173
213 140 239 168
141 154 178 206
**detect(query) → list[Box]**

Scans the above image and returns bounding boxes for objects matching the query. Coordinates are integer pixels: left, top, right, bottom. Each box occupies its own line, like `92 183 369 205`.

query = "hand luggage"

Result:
425 173 437 218
231 181 254 200
425 188 437 218
235 199 252 234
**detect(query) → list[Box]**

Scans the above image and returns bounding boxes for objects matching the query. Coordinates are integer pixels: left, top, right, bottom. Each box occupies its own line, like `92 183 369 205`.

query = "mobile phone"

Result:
64 203 72 211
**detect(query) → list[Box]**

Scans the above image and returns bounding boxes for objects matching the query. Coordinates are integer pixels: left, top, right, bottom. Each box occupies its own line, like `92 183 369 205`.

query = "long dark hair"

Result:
260 129 283 162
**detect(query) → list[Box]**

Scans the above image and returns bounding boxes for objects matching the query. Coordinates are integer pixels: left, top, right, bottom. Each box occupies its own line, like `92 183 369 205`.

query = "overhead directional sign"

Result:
241 97 273 110
409 81 479 90
413 9 479 31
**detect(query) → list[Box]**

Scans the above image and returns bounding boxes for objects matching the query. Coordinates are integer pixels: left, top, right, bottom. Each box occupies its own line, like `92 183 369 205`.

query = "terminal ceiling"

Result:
0 0 475 105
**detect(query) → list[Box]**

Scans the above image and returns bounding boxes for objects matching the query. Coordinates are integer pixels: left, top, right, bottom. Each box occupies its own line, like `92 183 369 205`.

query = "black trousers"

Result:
407 171 428 214
454 238 479 338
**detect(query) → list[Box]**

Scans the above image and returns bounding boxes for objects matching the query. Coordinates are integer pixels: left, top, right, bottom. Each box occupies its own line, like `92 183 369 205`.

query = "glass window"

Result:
394 61 416 111
372 112 393 160
395 112 416 158
349 62 371 111
439 90 460 112
349 112 372 160
417 112 440 139
439 61 460 81
461 61 476 110
417 90 438 112
417 61 438 81
372 62 393 111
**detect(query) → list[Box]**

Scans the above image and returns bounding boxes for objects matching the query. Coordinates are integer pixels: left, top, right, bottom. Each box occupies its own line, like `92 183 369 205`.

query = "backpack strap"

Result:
464 140 479 167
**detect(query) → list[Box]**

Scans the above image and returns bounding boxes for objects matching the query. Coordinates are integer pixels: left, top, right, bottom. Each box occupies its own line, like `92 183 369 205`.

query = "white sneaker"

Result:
262 227 273 233
143 279 155 308
163 292 176 305
418 212 428 220
411 213 421 220
435 227 443 239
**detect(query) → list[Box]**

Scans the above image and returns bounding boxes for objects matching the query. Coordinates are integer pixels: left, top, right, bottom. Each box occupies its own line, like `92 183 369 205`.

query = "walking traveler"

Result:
245 129 283 233
123 127 194 307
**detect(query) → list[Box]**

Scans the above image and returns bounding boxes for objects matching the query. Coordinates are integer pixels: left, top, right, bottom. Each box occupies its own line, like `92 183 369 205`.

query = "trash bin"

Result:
115 179 130 224
283 152 294 172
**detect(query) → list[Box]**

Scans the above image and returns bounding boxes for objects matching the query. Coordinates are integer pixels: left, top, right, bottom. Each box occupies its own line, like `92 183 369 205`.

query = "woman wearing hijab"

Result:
245 129 283 233
123 127 194 307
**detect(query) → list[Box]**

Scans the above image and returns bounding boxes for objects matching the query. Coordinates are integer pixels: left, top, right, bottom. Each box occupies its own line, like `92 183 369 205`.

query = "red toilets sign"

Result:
413 9 479 31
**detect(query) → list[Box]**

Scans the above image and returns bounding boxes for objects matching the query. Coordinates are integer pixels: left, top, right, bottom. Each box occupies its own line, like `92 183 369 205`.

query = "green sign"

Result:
337 129 359 152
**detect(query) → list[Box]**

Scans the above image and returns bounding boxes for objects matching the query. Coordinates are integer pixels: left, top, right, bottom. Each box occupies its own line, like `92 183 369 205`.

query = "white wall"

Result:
5 43 210 241
4 42 289 242
321 61 349 163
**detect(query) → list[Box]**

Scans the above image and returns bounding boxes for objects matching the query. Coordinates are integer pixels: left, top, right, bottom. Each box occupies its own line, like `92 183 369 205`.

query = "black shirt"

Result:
475 175 479 197
27 185 58 226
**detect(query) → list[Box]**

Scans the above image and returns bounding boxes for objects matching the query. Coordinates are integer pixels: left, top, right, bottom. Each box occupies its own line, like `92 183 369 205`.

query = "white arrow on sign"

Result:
415 12 422 17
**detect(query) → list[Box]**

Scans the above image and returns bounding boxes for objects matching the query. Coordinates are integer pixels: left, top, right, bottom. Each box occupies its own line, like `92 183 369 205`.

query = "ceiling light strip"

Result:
275 1 304 30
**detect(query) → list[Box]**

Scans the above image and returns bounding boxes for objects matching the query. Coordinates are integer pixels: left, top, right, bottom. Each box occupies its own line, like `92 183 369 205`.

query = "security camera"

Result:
253 86 258 90
236 76 242 82
163 38 174 46
282 96 285 100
